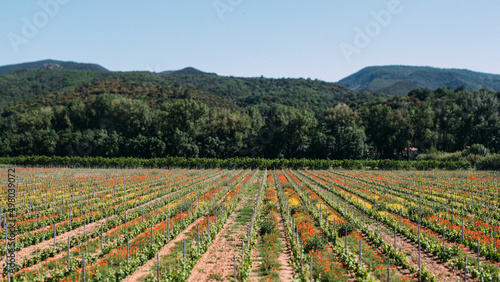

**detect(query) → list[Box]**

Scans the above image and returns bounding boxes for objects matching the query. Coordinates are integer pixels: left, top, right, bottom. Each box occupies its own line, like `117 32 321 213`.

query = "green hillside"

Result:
339 65 500 96
13 76 242 112
160 70 390 114
0 63 390 115
0 59 109 74
0 64 498 161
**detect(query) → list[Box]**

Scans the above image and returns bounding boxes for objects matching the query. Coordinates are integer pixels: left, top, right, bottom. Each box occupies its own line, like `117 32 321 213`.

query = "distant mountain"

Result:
162 67 216 76
338 65 500 96
0 59 109 74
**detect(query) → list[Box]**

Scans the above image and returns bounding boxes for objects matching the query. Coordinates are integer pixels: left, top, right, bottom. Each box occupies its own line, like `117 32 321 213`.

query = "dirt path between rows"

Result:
123 185 235 282
4 186 187 272
368 223 476 282
313 171 500 269
187 193 256 282
358 231 415 280
248 246 261 281
123 214 205 281
286 171 359 281
249 192 294 282
275 198 294 281
306 177 480 282
295 178 416 281
9 171 220 261
16 181 227 277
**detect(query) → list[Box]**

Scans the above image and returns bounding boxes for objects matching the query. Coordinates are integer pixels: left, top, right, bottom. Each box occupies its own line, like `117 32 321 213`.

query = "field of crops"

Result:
1 168 499 281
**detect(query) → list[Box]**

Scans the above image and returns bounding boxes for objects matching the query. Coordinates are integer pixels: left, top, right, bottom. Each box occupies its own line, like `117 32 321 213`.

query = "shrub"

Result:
463 144 490 157
407 205 434 220
416 151 464 161
304 235 326 254
259 255 280 275
259 219 275 236
0 155 476 170
337 223 354 238
290 206 302 216
476 154 500 170
208 273 223 281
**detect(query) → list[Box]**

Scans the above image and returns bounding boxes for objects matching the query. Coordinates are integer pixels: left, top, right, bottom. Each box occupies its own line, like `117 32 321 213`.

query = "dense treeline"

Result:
372 87 500 156
0 86 499 160
0 155 471 170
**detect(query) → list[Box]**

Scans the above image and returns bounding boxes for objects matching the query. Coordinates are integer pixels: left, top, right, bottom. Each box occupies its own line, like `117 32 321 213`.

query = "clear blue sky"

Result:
1 0 499 82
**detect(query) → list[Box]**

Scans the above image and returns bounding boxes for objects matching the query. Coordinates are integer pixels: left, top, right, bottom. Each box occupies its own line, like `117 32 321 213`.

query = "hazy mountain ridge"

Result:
0 59 109 74
339 65 500 96
162 67 217 76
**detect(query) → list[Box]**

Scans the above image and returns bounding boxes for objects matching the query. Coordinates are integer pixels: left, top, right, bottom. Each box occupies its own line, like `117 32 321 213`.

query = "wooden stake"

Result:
394 224 397 249
359 238 363 265
310 255 313 281
67 236 71 270
151 225 154 248
234 255 237 282
53 223 56 252
82 253 86 282
42 214 45 239
100 224 103 252
494 227 497 252
477 239 480 266
387 258 390 282
464 256 467 282
157 253 160 282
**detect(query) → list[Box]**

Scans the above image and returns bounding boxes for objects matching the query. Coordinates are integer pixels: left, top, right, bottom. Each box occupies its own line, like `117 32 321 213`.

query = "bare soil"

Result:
123 215 206 282
310 178 468 281
368 223 477 282
123 185 235 281
187 193 256 282
4 187 185 272
275 199 294 281
248 193 294 282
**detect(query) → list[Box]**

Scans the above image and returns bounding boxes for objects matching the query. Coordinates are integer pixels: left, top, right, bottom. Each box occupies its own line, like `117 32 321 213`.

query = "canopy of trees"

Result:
1 86 499 159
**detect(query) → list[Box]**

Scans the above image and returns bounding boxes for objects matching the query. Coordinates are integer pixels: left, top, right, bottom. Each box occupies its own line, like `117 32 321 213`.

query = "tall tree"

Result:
261 105 317 158
163 99 209 157
363 104 392 158
315 103 367 159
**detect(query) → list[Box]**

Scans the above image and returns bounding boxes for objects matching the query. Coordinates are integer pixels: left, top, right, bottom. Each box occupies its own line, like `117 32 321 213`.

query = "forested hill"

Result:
0 65 390 114
159 68 390 113
338 65 500 96
0 59 109 74
15 77 242 112
0 62 499 161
